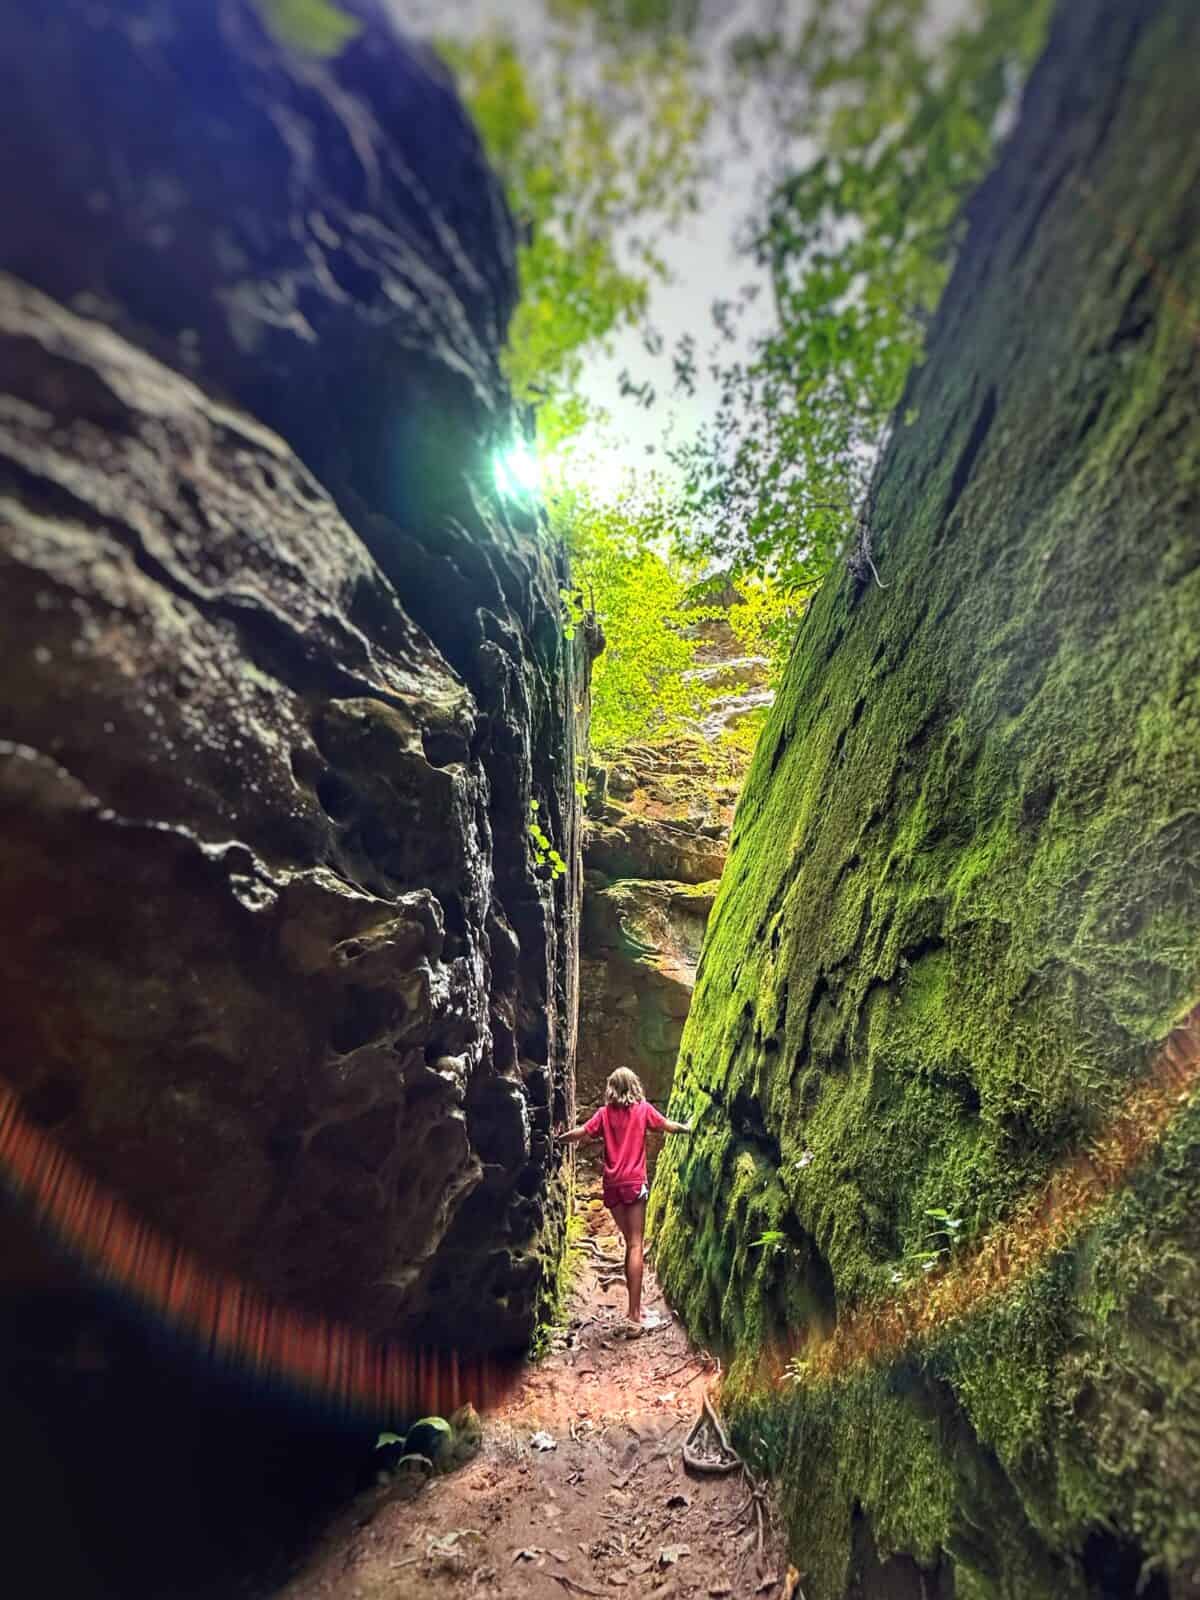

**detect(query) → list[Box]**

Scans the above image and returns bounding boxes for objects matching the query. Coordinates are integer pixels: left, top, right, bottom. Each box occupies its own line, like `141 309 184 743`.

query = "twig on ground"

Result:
703 1391 734 1456
653 1354 710 1384
552 1575 609 1598
614 1420 687 1488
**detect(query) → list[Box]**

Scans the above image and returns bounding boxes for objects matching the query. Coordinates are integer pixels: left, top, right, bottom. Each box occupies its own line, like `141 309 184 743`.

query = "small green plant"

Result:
254 0 360 55
750 1229 788 1251
889 1206 966 1286
374 1430 404 1449
924 1207 964 1239
560 587 587 642
529 800 568 878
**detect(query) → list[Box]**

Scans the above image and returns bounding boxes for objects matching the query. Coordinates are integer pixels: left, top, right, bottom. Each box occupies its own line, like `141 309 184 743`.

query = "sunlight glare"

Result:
555 434 635 505
494 438 542 498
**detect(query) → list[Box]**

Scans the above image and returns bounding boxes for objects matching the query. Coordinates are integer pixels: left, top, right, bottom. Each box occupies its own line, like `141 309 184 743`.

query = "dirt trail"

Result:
280 1179 791 1600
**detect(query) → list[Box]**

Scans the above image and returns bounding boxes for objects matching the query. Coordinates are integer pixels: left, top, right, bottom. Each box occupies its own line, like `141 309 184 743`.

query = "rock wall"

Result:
0 0 586 1356
651 1 1200 1594
578 607 769 1116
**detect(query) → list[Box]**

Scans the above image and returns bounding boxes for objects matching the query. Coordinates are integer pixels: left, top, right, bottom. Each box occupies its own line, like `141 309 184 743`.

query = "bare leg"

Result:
608 1199 629 1291
623 1200 646 1323
608 1200 648 1324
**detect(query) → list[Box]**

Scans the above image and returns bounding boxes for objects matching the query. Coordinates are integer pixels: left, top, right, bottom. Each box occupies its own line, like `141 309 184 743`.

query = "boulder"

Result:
579 880 715 1104
0 0 586 1356
584 816 728 888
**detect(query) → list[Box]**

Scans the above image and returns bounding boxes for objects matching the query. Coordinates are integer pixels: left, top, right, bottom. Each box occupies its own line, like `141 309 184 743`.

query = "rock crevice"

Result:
578 601 771 1115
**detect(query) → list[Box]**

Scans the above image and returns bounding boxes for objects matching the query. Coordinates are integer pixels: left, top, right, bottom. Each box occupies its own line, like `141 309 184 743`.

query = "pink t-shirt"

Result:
583 1099 667 1192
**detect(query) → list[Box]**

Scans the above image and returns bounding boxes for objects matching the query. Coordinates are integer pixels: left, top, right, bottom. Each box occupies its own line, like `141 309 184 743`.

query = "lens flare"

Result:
0 1083 518 1420
494 439 541 498
752 1003 1200 1392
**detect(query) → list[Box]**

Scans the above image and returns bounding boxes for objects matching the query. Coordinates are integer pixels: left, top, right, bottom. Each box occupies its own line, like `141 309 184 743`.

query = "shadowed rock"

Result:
0 1 585 1356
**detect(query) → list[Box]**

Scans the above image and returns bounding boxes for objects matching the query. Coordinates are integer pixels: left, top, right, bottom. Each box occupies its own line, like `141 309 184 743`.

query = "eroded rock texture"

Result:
0 1 585 1355
652 1 1200 1594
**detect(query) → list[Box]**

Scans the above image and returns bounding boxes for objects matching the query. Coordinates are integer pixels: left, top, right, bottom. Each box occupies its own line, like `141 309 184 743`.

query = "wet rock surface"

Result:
0 0 584 1355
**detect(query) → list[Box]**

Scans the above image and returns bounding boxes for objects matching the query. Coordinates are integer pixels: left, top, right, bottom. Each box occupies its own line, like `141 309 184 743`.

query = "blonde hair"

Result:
605 1068 644 1108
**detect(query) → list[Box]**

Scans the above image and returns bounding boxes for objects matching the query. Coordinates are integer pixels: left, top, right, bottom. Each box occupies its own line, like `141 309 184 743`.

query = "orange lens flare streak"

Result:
765 1004 1200 1390
0 1083 516 1420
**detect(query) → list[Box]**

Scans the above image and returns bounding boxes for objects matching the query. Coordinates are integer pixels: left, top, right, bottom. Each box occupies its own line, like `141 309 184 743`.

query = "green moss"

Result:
530 1163 575 1358
649 3 1200 1594
531 1155 619 1361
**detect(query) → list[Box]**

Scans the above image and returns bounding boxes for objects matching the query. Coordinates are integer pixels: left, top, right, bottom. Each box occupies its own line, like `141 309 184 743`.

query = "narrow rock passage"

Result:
281 1172 788 1600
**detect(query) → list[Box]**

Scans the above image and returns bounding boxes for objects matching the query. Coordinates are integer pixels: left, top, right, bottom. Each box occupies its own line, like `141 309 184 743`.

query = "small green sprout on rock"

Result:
253 0 360 56
890 1206 965 1286
560 587 587 642
750 1229 800 1264
529 800 567 878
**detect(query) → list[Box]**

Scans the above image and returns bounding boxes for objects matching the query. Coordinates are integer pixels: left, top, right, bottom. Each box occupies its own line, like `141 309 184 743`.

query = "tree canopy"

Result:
439 21 709 454
670 0 1053 588
554 490 713 755
444 1 1053 759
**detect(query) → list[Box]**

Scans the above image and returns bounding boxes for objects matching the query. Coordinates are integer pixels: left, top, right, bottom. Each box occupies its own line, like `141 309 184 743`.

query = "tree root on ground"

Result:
682 1391 741 1476
683 1390 772 1560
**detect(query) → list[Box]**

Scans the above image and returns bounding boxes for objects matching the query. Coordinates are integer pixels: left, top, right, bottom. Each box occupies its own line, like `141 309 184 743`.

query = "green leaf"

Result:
670 0 1052 590
439 22 710 453
253 0 361 56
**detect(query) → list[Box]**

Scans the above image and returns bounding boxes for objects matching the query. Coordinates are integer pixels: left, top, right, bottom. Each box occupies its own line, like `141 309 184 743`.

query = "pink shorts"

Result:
603 1178 649 1210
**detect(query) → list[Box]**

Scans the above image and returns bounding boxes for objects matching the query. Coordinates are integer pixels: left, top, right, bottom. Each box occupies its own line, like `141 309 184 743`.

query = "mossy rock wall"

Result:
651 1 1200 1594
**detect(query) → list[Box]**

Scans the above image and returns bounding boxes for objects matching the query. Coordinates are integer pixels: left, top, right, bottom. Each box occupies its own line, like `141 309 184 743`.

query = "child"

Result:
556 1068 692 1336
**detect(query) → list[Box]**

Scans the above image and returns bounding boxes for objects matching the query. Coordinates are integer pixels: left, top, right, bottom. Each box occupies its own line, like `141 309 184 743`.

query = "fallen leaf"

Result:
426 1529 482 1564
550 1548 571 1563
658 1544 691 1568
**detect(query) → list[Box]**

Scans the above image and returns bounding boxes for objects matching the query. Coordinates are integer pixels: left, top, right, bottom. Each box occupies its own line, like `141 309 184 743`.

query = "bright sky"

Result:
398 0 975 501
398 0 789 498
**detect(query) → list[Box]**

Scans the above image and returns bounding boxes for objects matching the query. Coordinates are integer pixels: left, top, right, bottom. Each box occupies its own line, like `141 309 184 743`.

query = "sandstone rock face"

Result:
578 604 771 1115
652 1 1200 1594
0 2 585 1355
